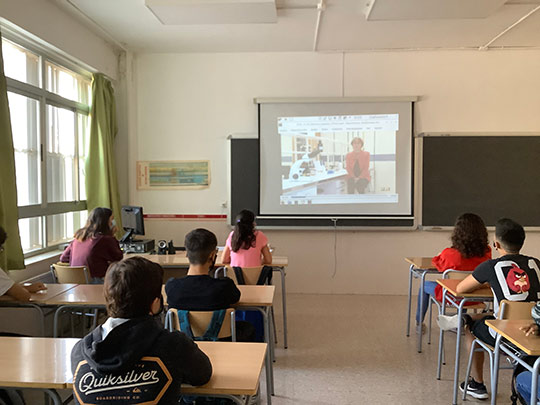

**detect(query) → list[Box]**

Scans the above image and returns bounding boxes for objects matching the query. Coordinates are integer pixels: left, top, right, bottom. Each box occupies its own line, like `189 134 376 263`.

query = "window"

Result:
2 36 91 256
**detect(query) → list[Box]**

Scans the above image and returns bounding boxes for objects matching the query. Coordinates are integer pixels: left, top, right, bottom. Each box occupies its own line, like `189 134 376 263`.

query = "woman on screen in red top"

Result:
221 209 272 268
345 137 371 194
60 207 123 283
415 213 491 332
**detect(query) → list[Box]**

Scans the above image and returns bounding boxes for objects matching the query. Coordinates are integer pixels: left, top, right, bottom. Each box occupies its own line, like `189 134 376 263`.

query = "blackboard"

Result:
422 135 540 227
230 138 414 228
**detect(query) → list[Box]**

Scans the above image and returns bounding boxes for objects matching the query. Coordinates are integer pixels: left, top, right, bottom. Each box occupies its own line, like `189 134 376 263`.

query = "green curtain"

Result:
86 74 123 239
0 33 25 270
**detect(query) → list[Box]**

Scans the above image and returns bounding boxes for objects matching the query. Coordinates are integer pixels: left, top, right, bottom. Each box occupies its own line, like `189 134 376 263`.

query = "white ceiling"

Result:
54 0 540 53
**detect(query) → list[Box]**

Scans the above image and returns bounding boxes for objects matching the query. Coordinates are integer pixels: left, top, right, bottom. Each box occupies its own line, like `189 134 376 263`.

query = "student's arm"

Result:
456 274 482 294
59 242 72 263
220 246 231 264
176 333 212 386
4 283 31 301
261 245 272 265
224 279 241 304
4 282 46 301
103 236 124 262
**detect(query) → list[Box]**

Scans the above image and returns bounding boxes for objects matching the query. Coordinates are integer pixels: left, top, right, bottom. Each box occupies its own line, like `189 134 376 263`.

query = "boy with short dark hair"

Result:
71 256 212 404
166 228 254 341
440 218 540 400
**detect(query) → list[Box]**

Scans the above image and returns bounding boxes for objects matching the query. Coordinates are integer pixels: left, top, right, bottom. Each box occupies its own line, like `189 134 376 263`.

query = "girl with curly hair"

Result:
415 213 491 332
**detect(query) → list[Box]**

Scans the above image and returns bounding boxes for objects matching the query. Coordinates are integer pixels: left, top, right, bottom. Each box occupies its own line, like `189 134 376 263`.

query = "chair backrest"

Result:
166 308 235 340
442 269 474 280
225 265 263 285
50 263 90 284
498 300 536 320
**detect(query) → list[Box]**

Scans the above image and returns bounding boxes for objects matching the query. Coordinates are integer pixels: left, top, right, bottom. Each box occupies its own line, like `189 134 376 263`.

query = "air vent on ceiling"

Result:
145 0 277 24
362 0 507 21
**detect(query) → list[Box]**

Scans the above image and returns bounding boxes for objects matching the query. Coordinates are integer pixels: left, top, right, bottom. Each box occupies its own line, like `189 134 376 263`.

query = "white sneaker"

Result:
437 314 460 331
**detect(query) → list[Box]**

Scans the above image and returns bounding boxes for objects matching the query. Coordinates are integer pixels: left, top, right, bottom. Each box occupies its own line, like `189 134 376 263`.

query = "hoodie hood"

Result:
80 316 163 375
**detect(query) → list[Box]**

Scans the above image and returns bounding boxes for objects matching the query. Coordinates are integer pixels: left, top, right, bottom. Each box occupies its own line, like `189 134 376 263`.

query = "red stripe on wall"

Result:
144 214 227 219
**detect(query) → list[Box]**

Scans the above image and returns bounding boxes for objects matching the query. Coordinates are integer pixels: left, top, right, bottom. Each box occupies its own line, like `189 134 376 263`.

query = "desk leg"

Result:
417 270 427 353
491 334 503 405
277 267 288 349
531 357 540 405
406 264 414 337
436 290 447 380
43 389 62 405
452 300 467 405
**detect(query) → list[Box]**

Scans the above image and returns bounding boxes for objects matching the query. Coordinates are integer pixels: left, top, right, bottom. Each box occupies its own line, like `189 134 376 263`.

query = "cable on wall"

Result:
331 217 338 278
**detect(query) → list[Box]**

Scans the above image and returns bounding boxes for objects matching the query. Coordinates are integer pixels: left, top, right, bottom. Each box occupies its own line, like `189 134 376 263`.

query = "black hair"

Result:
104 257 163 318
74 207 113 241
231 209 256 252
0 226 6 247
450 213 489 258
185 228 218 265
496 218 525 253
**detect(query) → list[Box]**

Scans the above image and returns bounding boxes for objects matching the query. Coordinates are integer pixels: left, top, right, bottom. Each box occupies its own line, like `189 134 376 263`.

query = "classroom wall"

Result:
0 0 118 79
131 50 540 295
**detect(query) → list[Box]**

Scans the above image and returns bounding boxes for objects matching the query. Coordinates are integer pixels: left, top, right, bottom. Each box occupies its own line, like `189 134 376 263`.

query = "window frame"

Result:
2 29 93 258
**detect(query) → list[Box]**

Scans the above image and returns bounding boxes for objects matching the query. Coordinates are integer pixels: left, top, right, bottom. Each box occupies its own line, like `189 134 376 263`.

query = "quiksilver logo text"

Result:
79 370 160 395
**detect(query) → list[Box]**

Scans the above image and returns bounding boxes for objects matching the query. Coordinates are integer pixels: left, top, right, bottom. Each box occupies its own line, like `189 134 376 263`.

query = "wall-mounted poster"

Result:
137 160 210 189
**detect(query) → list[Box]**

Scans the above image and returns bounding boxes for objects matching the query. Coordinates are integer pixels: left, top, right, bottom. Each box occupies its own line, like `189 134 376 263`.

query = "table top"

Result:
45 284 106 306
182 342 267 396
163 284 275 308
486 319 540 356
0 337 78 389
437 279 493 298
404 257 437 270
127 252 289 268
47 284 275 308
0 283 78 304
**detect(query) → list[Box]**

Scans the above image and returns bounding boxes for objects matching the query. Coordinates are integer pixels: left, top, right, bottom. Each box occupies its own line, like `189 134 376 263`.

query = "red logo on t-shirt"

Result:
506 265 530 294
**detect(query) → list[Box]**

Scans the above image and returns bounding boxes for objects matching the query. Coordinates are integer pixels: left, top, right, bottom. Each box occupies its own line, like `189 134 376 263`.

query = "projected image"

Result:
279 114 398 205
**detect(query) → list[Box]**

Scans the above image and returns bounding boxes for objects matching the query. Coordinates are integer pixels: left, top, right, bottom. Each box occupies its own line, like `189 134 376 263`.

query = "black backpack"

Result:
510 355 538 405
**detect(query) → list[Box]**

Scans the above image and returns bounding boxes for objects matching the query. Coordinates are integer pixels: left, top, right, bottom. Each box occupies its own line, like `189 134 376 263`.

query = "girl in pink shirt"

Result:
221 210 272 268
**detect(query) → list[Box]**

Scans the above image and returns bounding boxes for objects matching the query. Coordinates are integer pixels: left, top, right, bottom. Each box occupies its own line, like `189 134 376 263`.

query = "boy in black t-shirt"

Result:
442 218 540 400
165 228 255 341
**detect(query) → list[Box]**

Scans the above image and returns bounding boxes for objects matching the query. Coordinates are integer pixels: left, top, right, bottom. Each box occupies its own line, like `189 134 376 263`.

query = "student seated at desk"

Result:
416 213 491 333
515 303 540 405
166 228 255 341
71 256 211 404
60 207 123 283
221 209 272 267
0 226 45 301
438 218 540 400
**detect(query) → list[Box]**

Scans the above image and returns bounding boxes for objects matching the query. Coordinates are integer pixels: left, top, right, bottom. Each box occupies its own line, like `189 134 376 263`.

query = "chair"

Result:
50 263 96 336
216 265 272 286
50 263 90 284
165 308 236 341
462 299 536 400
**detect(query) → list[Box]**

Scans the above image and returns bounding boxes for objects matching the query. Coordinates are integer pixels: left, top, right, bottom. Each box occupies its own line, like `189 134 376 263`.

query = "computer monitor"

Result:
120 206 145 243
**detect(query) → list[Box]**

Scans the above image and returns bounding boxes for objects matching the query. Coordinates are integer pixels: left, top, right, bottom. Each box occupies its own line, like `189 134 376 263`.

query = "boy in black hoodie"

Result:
71 256 212 404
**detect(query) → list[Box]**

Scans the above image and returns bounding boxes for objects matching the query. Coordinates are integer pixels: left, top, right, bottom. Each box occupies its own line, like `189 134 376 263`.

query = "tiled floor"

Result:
21 294 513 404
267 294 512 405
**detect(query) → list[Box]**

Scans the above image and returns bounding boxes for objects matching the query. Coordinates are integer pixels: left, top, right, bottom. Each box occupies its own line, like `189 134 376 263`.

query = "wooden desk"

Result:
182 342 267 399
437 278 493 405
0 283 78 304
0 337 78 404
0 283 79 336
487 319 540 405
404 257 438 353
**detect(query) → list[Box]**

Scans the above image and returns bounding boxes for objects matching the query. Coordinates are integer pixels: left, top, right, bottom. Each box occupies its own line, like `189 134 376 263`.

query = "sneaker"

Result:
460 378 489 400
437 314 460 331
416 322 426 335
